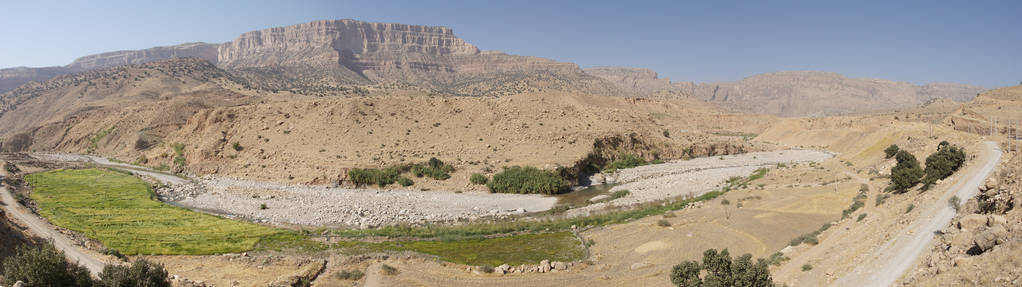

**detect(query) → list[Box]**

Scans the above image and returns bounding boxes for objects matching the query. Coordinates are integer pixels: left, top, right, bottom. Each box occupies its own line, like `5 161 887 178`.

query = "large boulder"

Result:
958 214 988 231
973 225 1008 252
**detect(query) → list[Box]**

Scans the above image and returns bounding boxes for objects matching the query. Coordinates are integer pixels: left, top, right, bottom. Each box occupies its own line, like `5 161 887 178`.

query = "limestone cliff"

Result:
68 42 219 71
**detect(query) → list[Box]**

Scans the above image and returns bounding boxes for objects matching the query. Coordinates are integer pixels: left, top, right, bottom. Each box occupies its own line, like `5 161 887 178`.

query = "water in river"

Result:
553 183 618 207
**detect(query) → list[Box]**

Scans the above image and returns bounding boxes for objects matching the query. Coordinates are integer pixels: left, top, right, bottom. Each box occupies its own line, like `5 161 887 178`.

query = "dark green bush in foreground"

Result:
1 242 94 287
487 166 570 194
922 141 966 188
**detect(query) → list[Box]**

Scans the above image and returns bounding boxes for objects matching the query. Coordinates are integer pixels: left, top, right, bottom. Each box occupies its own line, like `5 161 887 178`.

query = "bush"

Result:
411 158 455 180
657 219 671 227
857 213 868 222
259 203 268 210
398 177 414 187
884 144 900 159
231 142 243 151
948 196 961 211
1 242 95 287
335 270 364 280
604 154 648 173
890 150 923 192
610 190 630 200
98 259 171 287
348 167 401 187
101 248 126 260
469 173 488 185
487 166 570 195
381 264 399 275
801 264 813 271
905 204 915 213
922 142 966 188
663 130 671 138
670 249 775 287
479 264 495 273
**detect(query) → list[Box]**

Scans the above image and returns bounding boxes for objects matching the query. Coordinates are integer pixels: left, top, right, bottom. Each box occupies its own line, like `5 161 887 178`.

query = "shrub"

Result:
398 177 414 187
948 196 961 211
890 150 923 192
1 242 95 287
801 264 813 271
469 173 488 185
98 258 171 287
380 264 399 275
231 142 243 151
259 203 268 210
487 166 570 195
922 142 966 188
101 248 127 260
604 154 647 173
479 264 495 273
335 270 364 280
857 213 868 222
670 249 776 287
348 167 401 187
905 203 915 213
657 219 671 227
610 190 630 200
411 158 455 180
663 130 671 138
884 144 900 159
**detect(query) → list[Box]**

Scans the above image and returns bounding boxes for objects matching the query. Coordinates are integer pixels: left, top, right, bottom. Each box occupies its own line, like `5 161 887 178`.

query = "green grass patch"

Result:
26 168 284 255
371 232 583 266
603 154 648 173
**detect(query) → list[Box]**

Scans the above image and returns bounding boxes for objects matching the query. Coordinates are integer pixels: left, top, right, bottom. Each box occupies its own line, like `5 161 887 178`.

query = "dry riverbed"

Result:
31 150 831 228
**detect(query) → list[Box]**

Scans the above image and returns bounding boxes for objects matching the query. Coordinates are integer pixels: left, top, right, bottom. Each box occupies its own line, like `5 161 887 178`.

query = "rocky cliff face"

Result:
216 19 583 94
587 68 985 117
68 42 219 71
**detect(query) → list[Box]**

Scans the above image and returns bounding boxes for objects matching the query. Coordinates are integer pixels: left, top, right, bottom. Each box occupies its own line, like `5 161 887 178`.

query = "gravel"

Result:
170 176 557 228
32 149 831 228
566 149 833 217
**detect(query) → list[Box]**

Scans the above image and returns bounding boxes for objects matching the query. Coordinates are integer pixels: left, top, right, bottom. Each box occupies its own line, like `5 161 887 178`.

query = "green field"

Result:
25 168 587 265
26 168 283 255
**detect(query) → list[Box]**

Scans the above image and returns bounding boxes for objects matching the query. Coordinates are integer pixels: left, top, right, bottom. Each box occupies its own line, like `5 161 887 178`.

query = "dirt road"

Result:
833 141 1002 287
0 176 106 276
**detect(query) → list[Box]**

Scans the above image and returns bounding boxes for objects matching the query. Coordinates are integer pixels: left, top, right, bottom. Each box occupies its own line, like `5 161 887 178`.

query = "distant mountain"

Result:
0 42 219 94
585 67 985 117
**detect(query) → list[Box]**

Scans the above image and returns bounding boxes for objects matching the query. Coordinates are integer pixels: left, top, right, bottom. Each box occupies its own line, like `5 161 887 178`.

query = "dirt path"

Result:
0 172 106 276
833 141 1002 287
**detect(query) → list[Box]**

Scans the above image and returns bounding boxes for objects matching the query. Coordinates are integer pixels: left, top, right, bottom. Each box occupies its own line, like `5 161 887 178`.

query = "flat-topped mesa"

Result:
216 19 580 80
217 19 481 68
68 42 220 71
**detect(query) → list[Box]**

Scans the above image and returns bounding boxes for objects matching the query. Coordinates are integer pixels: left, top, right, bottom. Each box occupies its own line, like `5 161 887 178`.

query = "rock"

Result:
589 195 611 202
13 281 25 287
973 225 1007 252
630 262 652 270
494 264 509 274
958 214 987 231
953 256 972 267
988 215 1008 227
540 260 551 273
780 245 794 255
552 261 566 270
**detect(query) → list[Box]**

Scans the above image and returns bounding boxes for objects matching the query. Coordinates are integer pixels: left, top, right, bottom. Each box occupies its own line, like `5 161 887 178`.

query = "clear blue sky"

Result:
2 0 1019 88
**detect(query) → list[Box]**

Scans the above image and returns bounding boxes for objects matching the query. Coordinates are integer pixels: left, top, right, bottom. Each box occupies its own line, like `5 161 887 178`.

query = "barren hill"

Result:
0 42 220 94
586 68 985 117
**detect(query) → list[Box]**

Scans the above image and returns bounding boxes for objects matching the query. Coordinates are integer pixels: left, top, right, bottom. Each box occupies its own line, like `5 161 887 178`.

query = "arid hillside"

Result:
586 67 985 117
0 57 773 187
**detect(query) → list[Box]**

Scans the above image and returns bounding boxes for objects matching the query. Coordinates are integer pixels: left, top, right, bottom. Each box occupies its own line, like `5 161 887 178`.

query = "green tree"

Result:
670 249 775 287
1 242 95 287
890 150 923 192
884 144 900 159
98 259 170 287
922 142 966 188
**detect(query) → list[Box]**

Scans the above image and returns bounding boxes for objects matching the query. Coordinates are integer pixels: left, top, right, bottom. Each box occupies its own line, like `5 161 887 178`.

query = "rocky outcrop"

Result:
216 19 583 93
67 42 218 71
